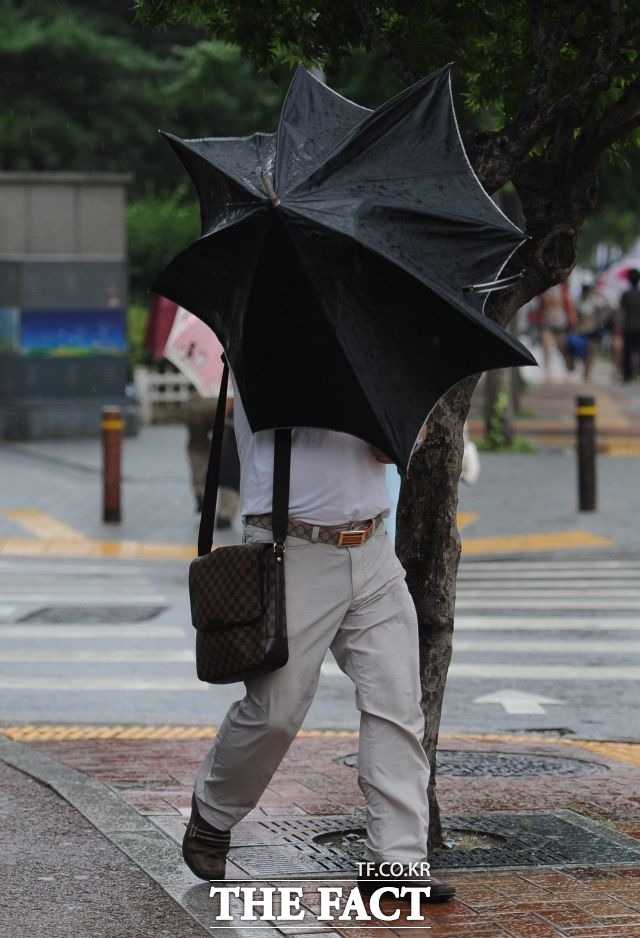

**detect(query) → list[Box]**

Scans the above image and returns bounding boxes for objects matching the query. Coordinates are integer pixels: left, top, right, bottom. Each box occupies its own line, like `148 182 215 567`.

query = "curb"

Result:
0 736 281 937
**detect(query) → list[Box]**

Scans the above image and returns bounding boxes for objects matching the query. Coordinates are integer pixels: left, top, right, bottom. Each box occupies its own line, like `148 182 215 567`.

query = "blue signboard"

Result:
20 308 126 357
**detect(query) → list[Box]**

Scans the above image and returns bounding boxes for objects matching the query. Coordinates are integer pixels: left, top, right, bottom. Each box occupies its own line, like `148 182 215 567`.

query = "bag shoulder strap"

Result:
197 360 291 556
271 429 291 547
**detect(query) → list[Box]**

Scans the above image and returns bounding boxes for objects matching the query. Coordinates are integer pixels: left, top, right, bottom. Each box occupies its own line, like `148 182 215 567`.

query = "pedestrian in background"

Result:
186 394 239 527
619 268 640 383
565 283 605 382
538 282 577 380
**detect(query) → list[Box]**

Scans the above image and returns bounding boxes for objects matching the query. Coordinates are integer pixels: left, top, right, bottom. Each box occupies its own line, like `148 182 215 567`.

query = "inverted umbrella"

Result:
153 63 536 468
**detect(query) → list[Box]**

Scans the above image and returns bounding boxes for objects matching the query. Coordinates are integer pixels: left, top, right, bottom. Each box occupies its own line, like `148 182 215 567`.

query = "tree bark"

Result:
396 380 474 849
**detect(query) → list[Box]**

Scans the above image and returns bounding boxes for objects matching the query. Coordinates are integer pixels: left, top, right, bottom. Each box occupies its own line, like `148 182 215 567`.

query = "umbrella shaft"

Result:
260 172 281 207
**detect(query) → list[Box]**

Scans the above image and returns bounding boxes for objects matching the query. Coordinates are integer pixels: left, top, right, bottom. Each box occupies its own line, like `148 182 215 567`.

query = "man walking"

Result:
181 385 455 903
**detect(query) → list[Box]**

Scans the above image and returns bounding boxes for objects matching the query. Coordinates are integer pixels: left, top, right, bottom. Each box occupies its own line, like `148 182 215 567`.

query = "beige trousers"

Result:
195 522 430 863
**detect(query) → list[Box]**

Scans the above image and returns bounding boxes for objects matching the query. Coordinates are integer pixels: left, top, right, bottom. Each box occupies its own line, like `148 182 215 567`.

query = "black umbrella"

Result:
153 63 536 468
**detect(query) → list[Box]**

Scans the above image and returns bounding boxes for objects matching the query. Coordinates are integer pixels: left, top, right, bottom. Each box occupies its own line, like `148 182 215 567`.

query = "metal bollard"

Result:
102 405 123 523
576 395 597 511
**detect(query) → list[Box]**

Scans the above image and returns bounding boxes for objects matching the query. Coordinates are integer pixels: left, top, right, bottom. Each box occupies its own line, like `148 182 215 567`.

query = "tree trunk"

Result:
395 379 475 849
396 208 580 846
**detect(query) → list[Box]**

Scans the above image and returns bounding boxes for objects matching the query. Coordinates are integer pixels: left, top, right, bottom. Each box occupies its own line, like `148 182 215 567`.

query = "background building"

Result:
0 172 131 438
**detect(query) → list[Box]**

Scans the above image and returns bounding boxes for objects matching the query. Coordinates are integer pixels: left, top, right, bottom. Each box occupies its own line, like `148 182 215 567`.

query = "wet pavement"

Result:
1 728 640 935
1 364 639 934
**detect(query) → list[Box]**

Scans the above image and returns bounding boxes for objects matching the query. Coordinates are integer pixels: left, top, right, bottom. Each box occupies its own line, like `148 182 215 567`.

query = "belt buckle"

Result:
337 520 372 548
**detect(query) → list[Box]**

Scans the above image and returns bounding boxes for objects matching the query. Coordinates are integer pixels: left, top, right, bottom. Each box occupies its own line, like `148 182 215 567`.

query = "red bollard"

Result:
102 405 123 523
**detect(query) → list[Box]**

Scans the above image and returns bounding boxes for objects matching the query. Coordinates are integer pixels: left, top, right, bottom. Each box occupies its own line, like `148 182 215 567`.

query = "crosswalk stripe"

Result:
459 560 640 569
320 659 640 681
0 562 181 576
453 637 640 653
0 677 205 691
0 625 186 639
0 593 165 604
456 599 640 609
0 554 636 701
458 572 640 581
0 649 195 662
458 580 640 589
455 617 640 631
457 589 640 597
449 663 640 681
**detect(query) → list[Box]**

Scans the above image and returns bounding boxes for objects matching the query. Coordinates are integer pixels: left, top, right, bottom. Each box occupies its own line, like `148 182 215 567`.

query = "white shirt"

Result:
232 381 390 526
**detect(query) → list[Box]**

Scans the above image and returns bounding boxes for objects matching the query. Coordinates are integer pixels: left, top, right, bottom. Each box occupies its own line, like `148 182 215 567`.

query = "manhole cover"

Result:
226 812 640 876
18 606 166 624
342 750 606 777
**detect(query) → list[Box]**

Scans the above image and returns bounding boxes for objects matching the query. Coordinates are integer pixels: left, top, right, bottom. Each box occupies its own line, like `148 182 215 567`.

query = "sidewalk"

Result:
468 352 640 455
3 381 640 557
1 727 639 936
2 356 639 934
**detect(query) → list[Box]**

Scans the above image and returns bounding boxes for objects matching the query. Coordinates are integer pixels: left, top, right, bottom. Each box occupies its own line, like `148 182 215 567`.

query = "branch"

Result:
583 75 640 161
470 3 628 191
516 0 591 126
351 0 419 85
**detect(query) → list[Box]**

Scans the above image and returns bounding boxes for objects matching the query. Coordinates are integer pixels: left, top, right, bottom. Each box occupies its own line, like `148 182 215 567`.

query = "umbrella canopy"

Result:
153 64 536 468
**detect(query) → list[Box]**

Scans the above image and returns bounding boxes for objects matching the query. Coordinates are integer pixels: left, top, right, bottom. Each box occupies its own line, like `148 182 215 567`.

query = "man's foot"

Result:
358 864 456 902
182 794 230 880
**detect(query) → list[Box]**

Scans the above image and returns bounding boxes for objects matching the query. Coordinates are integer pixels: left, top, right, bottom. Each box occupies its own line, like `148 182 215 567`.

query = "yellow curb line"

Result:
4 509 91 542
457 511 479 530
0 508 615 560
462 529 614 554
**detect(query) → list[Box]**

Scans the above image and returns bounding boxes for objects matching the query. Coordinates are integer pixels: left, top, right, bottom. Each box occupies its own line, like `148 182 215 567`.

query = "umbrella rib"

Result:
477 237 530 314
288 196 522 234
445 69 521 233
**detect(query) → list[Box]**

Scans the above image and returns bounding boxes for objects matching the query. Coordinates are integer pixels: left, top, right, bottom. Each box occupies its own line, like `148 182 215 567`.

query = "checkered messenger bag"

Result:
189 361 291 684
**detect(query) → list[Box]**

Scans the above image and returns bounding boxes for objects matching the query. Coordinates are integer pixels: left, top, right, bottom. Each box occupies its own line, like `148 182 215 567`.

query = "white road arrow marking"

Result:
473 689 564 714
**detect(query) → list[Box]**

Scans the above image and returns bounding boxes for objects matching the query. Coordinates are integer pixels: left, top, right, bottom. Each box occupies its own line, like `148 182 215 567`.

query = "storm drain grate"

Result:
18 606 167 624
227 812 640 876
231 815 366 848
343 750 607 777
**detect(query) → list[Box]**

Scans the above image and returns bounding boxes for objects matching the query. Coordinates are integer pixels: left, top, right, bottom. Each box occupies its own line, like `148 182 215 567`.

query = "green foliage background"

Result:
3 0 638 332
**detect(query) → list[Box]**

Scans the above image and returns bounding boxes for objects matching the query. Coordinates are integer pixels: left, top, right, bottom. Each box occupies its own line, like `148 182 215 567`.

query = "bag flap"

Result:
189 543 268 630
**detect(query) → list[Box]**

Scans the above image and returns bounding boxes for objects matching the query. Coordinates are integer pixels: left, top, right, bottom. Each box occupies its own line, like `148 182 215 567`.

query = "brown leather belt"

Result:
244 513 384 547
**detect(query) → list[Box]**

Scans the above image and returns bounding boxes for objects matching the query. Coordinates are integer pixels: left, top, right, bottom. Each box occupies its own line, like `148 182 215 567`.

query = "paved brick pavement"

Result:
2 729 636 937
